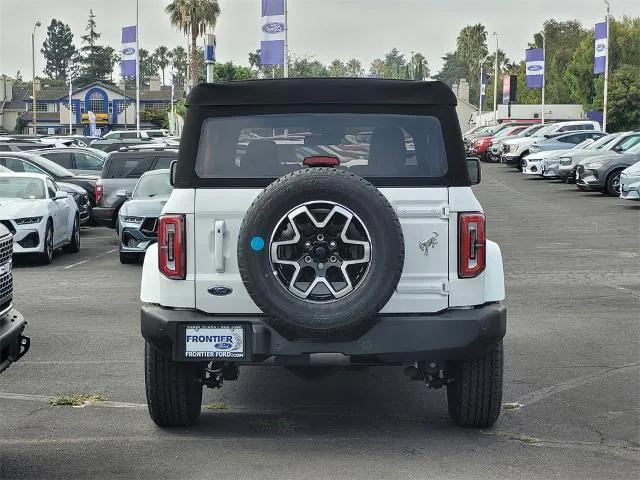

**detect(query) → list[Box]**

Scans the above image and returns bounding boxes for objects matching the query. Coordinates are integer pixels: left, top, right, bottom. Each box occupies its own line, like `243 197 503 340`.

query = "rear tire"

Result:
144 342 203 427
446 341 503 428
605 169 623 196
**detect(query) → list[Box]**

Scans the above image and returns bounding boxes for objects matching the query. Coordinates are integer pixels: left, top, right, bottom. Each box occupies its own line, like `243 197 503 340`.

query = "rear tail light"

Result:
158 214 186 279
458 212 486 278
95 182 103 204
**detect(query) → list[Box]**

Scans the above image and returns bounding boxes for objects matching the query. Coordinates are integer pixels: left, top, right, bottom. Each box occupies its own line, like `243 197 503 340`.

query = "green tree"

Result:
213 62 252 81
288 55 328 78
41 19 77 80
328 59 347 77
605 65 640 131
139 48 158 86
171 46 188 86
346 59 363 77
409 53 430 80
383 48 407 78
76 10 114 84
456 24 489 84
153 46 171 85
369 58 386 78
166 0 221 86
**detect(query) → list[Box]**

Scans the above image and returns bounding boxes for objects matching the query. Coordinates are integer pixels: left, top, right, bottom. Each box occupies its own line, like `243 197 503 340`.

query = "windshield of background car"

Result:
586 134 620 150
133 172 172 198
196 114 447 179
521 124 545 137
626 143 640 155
0 176 46 199
104 156 154 179
28 155 75 177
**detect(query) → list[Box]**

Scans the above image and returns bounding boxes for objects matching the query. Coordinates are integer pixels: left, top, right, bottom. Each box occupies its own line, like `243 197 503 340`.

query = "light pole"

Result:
169 61 176 135
31 20 41 134
67 59 73 134
603 0 610 131
492 32 498 125
185 14 191 93
541 32 546 124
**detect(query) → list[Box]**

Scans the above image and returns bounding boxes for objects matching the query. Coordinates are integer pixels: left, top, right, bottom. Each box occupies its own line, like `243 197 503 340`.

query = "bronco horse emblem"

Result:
418 232 439 256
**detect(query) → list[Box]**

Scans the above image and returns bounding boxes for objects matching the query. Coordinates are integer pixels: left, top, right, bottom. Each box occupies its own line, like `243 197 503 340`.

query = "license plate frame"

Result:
179 324 249 361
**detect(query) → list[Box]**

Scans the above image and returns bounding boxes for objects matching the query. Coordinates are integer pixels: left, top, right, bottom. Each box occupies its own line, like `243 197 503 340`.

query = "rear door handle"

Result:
214 220 225 273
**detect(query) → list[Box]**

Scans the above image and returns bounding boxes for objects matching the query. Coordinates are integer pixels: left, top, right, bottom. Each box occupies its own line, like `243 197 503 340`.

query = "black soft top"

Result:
187 79 457 107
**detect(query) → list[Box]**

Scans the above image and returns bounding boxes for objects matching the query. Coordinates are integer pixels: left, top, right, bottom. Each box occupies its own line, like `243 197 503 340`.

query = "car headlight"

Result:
14 216 43 225
530 145 540 153
121 216 144 224
585 159 612 169
559 157 572 166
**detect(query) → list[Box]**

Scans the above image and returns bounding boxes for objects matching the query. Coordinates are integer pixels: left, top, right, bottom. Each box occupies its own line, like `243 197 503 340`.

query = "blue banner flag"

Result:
260 0 286 65
525 48 544 89
480 71 489 105
594 22 607 75
121 26 137 77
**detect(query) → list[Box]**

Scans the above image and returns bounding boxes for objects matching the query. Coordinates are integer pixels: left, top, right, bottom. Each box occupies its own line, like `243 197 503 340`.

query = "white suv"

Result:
139 79 506 428
501 120 601 168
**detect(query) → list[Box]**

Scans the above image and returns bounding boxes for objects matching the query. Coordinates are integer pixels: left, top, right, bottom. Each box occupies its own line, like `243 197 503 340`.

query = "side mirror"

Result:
466 156 481 185
116 189 131 199
612 145 623 152
169 160 177 187
54 191 68 200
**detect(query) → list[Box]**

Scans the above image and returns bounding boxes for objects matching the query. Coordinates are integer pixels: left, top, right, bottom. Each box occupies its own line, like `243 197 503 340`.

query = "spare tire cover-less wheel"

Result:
238 168 405 336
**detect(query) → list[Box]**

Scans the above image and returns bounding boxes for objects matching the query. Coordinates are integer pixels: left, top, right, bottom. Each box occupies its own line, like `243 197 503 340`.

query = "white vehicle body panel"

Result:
140 186 506 310
522 150 566 175
0 173 78 253
620 161 640 200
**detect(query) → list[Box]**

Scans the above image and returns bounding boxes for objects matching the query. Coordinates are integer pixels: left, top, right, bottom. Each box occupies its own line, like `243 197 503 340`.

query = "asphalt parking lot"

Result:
0 163 638 480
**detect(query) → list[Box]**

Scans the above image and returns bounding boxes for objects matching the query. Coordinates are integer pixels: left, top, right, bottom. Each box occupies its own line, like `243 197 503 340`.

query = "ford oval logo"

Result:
262 22 284 34
122 47 135 55
596 44 606 52
527 65 543 72
208 286 233 296
214 342 233 350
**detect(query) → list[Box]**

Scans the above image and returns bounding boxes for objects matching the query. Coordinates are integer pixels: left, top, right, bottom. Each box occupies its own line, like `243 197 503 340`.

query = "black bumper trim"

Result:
0 308 29 373
141 304 506 365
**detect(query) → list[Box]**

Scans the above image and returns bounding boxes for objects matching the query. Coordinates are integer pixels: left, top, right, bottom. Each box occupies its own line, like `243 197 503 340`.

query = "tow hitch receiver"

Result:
404 361 451 389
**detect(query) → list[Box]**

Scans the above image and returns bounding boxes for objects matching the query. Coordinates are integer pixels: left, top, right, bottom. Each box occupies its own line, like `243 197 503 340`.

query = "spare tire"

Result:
238 168 404 337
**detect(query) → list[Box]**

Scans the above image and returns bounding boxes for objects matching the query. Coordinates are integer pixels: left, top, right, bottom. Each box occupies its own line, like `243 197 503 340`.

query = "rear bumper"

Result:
0 308 29 374
92 207 116 228
141 303 507 365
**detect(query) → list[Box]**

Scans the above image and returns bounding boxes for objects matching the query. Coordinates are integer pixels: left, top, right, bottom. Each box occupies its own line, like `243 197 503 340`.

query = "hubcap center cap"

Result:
313 245 328 262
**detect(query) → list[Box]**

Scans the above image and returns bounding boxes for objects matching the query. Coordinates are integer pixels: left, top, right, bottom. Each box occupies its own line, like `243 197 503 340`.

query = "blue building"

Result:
6 77 182 135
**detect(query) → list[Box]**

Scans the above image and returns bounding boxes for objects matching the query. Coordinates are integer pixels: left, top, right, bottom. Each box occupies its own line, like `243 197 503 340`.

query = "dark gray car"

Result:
31 147 107 176
575 143 640 196
92 148 177 228
116 169 172 263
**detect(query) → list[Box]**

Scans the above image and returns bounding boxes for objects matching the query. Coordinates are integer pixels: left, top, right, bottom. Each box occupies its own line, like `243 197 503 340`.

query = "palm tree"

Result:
171 46 187 86
346 59 363 77
166 0 221 86
409 53 430 80
329 59 346 77
154 46 171 85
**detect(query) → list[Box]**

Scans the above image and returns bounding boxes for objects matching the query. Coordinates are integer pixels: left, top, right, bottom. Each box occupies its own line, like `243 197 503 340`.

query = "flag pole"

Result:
478 64 483 121
283 0 289 78
68 61 73 134
492 33 498 125
603 0 610 131
541 33 546 124
135 0 140 135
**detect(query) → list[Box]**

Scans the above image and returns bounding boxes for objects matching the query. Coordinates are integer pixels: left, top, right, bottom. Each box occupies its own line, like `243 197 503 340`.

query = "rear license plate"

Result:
184 325 246 359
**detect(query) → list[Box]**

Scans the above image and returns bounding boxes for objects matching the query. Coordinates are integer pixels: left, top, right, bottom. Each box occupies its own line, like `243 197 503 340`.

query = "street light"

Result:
492 32 498 125
32 20 41 134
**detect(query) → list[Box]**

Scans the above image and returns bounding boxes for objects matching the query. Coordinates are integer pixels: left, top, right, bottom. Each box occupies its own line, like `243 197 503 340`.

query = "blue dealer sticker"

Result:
250 236 265 251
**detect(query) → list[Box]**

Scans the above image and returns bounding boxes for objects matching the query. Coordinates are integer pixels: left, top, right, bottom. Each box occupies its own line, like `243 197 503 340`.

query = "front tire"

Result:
40 221 54 265
446 341 503 428
605 169 623 196
63 216 80 253
144 342 203 427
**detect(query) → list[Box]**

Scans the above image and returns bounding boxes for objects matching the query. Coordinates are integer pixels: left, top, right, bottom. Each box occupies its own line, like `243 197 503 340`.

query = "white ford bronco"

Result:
140 79 506 428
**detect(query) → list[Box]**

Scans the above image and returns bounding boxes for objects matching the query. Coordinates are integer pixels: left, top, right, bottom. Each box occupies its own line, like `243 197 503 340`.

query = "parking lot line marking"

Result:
513 362 639 407
63 248 117 269
583 274 640 298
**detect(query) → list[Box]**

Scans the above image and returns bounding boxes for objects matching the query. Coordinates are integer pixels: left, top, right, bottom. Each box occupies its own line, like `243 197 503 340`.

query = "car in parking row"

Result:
575 142 640 196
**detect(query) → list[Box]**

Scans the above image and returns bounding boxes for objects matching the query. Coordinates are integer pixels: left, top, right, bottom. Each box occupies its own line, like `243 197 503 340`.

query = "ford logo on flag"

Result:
214 342 233 350
262 22 284 34
122 47 135 55
596 44 606 52
527 65 543 72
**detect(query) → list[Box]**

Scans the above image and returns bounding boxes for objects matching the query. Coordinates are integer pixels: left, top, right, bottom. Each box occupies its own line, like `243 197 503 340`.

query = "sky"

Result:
0 0 638 80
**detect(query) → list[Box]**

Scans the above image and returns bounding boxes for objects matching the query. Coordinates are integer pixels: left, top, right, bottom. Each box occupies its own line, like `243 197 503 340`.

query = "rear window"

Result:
104 156 154 179
195 114 447 179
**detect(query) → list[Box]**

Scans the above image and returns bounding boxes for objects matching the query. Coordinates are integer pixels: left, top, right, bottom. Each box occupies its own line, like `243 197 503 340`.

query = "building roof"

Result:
187 79 457 107
140 87 184 101
3 86 29 110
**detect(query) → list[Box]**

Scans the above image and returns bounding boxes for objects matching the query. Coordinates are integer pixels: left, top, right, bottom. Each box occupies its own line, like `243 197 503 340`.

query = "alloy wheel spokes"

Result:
270 202 372 302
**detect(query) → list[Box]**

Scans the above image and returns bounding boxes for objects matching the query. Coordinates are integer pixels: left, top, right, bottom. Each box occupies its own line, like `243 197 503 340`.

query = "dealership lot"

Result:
0 164 638 479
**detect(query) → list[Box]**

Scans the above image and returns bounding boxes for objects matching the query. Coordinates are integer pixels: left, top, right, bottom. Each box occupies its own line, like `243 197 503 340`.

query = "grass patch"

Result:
255 418 299 432
49 393 107 407
502 402 524 411
205 402 228 410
